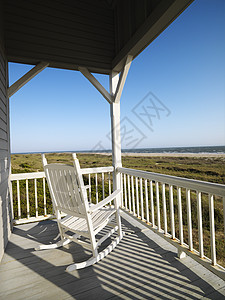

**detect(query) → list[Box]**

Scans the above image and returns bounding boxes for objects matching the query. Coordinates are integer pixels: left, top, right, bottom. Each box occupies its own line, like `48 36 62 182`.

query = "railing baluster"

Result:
120 173 123 207
95 173 98 203
43 178 47 216
26 179 30 219
34 178 38 217
156 182 161 231
17 180 21 219
10 181 14 220
128 175 131 212
131 176 135 216
145 179 149 223
177 187 183 245
108 172 111 195
140 178 144 220
88 174 91 202
150 180 155 227
162 183 167 235
135 177 140 218
209 194 216 265
186 188 193 251
102 173 105 200
197 191 204 258
124 174 127 209
223 196 225 236
169 184 175 239
108 172 112 205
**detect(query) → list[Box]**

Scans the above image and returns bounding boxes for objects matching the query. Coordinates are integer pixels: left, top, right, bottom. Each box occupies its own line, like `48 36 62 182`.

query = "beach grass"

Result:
11 152 225 267
11 152 225 183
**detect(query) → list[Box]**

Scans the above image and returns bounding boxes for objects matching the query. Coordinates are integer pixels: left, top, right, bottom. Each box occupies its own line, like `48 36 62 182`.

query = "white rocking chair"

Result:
35 153 123 271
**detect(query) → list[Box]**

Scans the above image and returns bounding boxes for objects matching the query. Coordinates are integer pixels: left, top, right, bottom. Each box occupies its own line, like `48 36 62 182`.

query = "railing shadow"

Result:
0 218 224 299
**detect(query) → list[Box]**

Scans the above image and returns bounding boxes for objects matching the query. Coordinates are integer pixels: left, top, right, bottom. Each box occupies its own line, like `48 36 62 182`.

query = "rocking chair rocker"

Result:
35 153 123 271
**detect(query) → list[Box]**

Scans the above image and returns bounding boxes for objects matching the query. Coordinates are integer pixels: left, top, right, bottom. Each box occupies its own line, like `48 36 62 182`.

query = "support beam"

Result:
8 62 49 98
110 72 121 199
114 55 133 103
79 66 113 104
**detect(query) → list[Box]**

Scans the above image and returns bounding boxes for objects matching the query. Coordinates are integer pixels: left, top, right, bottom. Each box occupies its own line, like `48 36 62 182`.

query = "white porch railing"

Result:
10 171 49 224
118 166 225 278
10 166 114 224
10 165 225 278
81 166 114 204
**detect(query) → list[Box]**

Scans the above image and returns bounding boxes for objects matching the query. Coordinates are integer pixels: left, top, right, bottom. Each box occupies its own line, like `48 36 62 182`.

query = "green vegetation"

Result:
12 153 225 183
11 153 225 267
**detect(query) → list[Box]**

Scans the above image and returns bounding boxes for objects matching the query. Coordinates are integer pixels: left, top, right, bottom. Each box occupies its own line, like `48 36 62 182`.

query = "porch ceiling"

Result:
3 0 193 74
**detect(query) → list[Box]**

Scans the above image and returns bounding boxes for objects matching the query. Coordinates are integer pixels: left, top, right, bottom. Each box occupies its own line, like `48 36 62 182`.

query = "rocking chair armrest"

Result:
78 185 91 192
83 185 91 190
89 189 121 213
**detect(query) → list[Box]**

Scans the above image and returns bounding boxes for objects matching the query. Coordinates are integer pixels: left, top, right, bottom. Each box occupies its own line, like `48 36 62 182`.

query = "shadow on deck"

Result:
0 211 225 300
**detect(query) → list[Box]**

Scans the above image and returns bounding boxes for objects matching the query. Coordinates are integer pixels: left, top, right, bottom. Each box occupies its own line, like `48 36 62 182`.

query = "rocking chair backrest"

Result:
44 163 88 217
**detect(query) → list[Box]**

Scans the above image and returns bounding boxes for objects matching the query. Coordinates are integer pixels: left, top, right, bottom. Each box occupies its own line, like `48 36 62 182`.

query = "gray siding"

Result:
4 0 115 74
0 2 12 261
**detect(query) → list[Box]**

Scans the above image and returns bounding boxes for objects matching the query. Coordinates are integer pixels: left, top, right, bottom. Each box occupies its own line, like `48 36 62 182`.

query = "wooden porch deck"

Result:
0 211 225 300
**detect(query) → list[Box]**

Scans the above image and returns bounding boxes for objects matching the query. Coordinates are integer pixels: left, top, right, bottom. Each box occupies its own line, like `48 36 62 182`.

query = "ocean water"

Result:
122 145 225 154
14 145 225 155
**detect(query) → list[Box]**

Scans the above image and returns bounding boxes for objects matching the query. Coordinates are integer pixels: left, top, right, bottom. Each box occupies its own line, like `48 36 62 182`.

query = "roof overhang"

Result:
112 0 193 73
3 0 194 74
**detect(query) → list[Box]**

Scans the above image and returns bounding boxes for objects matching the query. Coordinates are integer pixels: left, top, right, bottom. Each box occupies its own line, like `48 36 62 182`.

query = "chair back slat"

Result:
45 164 87 216
53 169 66 208
72 153 89 201
65 169 81 212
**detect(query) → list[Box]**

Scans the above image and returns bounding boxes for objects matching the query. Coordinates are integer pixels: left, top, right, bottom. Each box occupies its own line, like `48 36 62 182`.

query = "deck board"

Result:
0 211 225 300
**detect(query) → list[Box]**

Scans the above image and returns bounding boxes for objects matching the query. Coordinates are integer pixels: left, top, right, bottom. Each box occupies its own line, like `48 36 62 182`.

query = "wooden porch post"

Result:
110 72 121 195
109 56 133 203
79 55 132 203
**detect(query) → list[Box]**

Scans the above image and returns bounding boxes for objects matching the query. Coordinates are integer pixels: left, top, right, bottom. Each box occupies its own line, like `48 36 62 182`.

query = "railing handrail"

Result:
81 166 114 174
10 167 225 197
117 167 225 197
10 166 114 181
10 171 45 181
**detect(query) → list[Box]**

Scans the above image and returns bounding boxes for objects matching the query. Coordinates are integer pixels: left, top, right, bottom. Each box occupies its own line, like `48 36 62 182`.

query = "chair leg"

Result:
90 237 98 258
86 214 98 258
116 209 123 239
66 234 123 271
57 219 65 241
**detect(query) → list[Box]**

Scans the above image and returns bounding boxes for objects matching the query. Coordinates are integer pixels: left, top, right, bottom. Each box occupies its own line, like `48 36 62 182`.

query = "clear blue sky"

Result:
9 0 225 153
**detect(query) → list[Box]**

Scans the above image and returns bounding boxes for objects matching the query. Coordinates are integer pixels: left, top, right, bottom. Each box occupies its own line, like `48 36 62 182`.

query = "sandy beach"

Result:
122 152 225 158
83 152 225 158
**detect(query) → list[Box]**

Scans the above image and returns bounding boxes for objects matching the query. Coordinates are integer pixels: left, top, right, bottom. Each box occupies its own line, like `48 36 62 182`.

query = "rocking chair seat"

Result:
60 207 116 234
